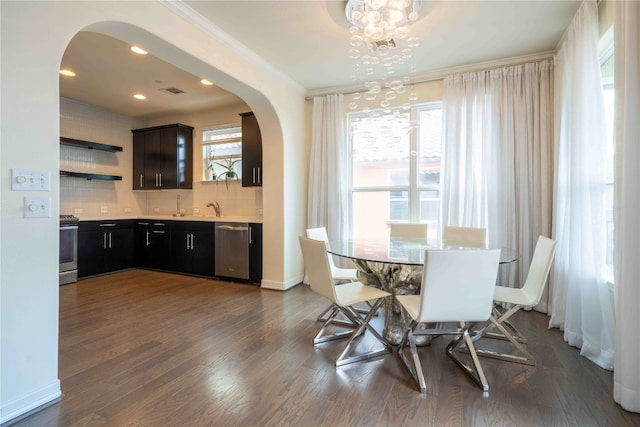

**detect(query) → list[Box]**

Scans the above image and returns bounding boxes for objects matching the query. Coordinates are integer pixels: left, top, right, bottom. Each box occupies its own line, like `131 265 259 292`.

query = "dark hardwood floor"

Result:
10 269 640 426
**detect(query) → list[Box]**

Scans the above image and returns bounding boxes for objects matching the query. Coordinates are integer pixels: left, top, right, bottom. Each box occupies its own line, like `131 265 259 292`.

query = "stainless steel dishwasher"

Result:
215 223 250 280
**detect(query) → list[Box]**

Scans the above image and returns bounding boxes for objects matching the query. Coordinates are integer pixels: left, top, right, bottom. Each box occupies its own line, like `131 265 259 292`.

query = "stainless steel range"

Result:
59 214 79 285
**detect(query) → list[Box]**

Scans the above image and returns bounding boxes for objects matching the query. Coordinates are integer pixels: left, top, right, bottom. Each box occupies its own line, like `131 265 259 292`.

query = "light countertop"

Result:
77 215 263 224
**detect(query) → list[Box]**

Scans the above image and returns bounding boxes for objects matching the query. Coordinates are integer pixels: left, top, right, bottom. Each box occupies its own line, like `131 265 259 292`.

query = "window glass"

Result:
349 103 442 242
601 54 614 269
201 126 242 181
351 112 411 187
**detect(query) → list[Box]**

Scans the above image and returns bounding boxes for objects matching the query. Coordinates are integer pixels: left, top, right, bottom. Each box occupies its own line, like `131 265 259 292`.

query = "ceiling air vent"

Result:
160 87 185 95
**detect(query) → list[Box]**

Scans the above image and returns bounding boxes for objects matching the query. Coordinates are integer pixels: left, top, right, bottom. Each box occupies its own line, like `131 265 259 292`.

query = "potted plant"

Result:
207 150 217 180
214 158 240 188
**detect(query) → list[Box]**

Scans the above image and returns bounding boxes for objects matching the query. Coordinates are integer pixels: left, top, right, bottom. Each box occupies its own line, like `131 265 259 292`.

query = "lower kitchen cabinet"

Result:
135 220 172 270
249 223 263 283
78 220 134 278
79 218 260 282
172 222 215 277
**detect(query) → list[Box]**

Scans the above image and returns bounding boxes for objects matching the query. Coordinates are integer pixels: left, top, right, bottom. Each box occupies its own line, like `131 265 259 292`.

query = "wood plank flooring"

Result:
9 269 640 427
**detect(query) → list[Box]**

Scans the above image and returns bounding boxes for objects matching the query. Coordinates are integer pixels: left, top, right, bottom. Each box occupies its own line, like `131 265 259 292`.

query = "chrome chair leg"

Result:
446 322 489 392
480 305 527 343
317 301 378 325
313 306 358 344
397 321 427 393
472 316 536 366
334 298 391 367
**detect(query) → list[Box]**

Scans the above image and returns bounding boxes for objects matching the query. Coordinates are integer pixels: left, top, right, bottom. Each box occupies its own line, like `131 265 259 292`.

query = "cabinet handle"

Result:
191 234 195 250
138 222 149 226
186 234 190 250
109 232 112 249
258 167 261 184
249 226 253 244
159 173 163 188
253 167 256 184
100 223 116 227
103 232 107 249
155 173 159 188
153 230 165 234
153 223 165 226
140 174 144 188
146 231 150 246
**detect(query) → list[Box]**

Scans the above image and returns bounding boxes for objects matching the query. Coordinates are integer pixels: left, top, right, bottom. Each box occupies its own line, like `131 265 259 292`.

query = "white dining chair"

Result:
306 227 358 281
306 227 364 325
396 248 501 393
299 236 392 367
389 223 429 240
473 235 557 366
442 226 487 247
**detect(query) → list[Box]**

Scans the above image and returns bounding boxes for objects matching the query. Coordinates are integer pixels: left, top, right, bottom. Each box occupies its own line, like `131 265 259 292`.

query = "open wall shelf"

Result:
60 136 123 181
60 170 123 181
60 136 123 152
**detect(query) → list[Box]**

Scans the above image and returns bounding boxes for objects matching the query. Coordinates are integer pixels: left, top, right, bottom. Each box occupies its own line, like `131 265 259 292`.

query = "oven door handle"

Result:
60 225 78 231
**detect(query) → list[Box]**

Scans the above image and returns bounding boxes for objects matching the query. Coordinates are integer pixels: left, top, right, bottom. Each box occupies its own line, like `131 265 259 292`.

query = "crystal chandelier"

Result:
345 0 421 44
345 0 422 112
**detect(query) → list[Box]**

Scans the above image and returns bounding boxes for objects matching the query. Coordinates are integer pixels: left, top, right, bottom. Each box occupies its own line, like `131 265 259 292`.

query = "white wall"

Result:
0 1 306 423
60 98 147 218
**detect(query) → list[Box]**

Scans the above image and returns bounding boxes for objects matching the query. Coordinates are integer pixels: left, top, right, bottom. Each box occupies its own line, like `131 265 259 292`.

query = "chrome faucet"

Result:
173 194 185 217
207 201 221 217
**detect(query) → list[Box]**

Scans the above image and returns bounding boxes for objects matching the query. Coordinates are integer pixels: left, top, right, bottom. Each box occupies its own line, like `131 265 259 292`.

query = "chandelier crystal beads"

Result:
345 0 422 112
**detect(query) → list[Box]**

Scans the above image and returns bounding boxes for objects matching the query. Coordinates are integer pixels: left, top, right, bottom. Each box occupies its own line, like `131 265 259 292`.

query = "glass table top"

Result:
327 238 518 266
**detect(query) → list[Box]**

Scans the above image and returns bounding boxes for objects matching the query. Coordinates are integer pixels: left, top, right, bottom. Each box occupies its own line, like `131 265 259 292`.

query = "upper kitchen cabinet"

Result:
240 112 262 187
132 123 193 190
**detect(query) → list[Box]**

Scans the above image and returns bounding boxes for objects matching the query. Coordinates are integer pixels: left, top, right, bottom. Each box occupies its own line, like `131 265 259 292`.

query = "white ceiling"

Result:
59 0 582 119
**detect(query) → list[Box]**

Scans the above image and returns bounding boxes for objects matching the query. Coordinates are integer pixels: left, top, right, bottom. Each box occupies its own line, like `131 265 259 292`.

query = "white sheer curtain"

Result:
441 61 554 292
308 94 349 241
548 0 615 370
613 0 640 413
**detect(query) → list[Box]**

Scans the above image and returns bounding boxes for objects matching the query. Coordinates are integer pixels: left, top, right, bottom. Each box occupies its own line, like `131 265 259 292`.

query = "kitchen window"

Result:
201 125 243 181
348 102 443 241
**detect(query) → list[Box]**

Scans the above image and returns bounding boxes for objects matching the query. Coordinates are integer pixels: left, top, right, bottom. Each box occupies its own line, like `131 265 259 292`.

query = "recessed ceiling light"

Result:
133 94 146 100
59 69 76 77
131 46 148 55
200 79 213 86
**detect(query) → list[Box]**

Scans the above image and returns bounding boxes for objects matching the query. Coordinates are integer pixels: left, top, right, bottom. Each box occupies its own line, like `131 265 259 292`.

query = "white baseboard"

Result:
260 275 303 291
0 380 61 425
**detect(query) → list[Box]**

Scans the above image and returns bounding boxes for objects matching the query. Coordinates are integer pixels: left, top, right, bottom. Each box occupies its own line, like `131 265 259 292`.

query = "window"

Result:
201 125 242 181
348 102 443 241
601 53 615 272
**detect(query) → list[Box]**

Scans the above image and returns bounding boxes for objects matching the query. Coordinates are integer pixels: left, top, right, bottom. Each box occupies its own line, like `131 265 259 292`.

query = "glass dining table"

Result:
327 238 518 345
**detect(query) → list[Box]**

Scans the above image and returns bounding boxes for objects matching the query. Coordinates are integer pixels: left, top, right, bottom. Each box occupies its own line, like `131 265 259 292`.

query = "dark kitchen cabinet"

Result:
78 220 134 278
249 223 263 283
132 123 193 190
240 112 262 187
172 222 215 277
135 221 172 270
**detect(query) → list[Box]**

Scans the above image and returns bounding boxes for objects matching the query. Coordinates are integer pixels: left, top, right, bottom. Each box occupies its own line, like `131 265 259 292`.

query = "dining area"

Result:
300 224 556 394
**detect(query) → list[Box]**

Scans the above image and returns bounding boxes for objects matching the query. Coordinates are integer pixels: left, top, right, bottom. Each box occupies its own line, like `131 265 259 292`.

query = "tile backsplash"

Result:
60 97 263 219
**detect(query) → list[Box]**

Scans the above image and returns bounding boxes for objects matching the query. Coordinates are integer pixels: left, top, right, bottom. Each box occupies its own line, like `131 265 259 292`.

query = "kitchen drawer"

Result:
79 219 135 231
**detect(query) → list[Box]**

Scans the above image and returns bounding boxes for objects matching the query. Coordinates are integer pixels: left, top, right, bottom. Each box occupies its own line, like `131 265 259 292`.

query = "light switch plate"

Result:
12 168 50 191
24 197 51 218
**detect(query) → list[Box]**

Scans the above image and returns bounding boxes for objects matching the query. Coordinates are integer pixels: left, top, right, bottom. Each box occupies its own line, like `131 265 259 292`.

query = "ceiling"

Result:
59 0 582 119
